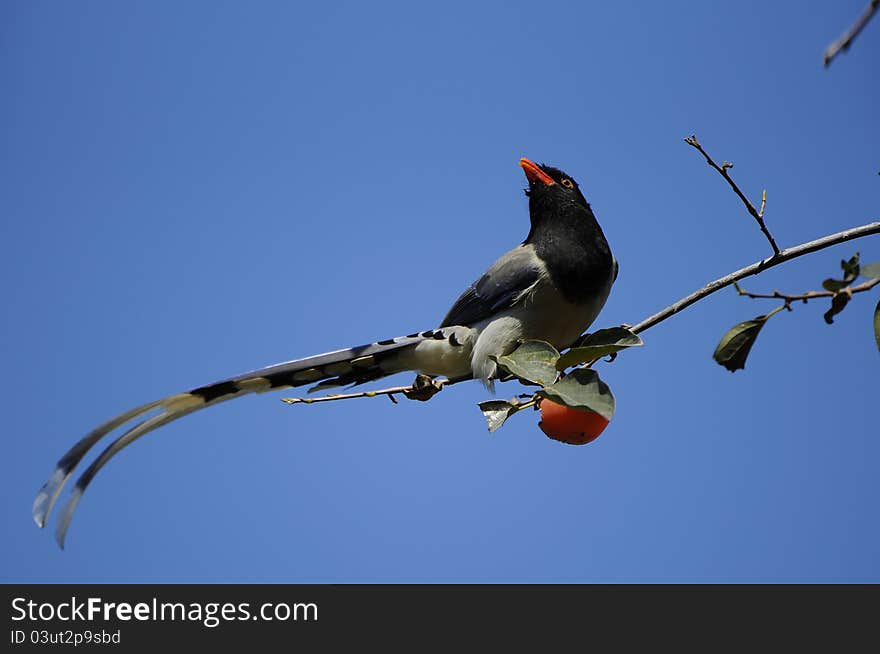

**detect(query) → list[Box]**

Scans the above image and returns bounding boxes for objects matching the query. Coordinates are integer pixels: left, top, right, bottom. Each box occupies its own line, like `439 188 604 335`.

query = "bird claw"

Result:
403 374 444 402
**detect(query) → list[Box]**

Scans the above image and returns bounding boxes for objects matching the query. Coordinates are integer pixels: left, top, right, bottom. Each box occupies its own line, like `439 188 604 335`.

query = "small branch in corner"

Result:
684 135 781 255
823 0 879 67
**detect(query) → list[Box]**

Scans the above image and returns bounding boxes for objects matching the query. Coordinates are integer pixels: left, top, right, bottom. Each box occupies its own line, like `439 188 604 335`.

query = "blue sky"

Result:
2 1 878 582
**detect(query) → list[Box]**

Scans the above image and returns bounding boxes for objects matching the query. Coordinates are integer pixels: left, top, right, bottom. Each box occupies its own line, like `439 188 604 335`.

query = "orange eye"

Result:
561 178 574 189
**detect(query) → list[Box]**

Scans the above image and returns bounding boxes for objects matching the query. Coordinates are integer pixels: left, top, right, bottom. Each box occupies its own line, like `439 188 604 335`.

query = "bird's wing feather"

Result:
440 244 545 328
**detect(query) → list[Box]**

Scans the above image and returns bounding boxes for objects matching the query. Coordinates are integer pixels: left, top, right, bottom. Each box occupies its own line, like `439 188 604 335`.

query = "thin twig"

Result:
281 375 455 406
734 277 880 304
630 222 880 335
685 135 781 255
281 385 414 405
824 0 879 67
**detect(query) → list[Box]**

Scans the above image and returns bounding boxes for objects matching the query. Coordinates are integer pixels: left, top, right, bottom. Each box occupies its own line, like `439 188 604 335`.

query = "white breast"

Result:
469 270 615 382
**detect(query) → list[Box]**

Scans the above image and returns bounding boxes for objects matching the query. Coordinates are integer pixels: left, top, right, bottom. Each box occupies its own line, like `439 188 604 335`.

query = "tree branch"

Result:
684 135 781 255
630 221 880 335
824 0 879 67
734 277 880 304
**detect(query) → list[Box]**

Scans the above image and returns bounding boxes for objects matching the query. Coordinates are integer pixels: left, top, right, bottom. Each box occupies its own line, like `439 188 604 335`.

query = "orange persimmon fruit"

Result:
538 398 609 445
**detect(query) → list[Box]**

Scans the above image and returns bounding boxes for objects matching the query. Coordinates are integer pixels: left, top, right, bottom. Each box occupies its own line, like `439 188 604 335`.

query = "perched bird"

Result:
34 157 617 546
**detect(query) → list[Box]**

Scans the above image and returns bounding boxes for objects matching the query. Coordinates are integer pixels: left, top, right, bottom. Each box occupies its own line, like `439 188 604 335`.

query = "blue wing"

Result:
440 244 544 328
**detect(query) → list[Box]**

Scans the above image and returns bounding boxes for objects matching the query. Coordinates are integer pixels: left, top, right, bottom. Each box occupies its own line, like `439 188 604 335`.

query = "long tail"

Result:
33 332 436 548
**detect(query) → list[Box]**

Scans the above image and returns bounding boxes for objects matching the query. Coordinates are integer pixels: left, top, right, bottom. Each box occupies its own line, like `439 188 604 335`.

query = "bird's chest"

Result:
514 273 614 348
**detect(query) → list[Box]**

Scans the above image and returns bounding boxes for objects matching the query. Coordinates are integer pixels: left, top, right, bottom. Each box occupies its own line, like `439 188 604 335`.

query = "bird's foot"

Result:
403 374 445 402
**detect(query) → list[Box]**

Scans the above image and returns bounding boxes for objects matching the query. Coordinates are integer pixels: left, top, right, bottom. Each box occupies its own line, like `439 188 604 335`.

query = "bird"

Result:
33 157 617 547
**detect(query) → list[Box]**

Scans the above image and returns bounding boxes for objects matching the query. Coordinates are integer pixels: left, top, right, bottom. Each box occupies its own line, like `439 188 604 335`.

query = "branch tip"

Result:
823 0 879 67
685 135 781 255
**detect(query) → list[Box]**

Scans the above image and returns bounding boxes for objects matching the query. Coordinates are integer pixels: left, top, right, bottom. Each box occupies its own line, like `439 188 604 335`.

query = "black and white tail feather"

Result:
33 329 459 548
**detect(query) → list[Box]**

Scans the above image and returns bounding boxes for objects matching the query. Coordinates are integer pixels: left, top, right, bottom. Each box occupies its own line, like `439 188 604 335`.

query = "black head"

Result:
520 157 591 217
518 157 614 304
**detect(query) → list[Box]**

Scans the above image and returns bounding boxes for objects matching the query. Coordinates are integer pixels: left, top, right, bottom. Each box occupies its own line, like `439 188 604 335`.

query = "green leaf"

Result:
824 292 850 324
494 340 560 386
822 278 849 292
712 316 769 372
874 300 880 352
477 400 520 433
860 262 880 280
841 253 860 282
557 327 644 370
536 369 615 421
823 254 863 290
